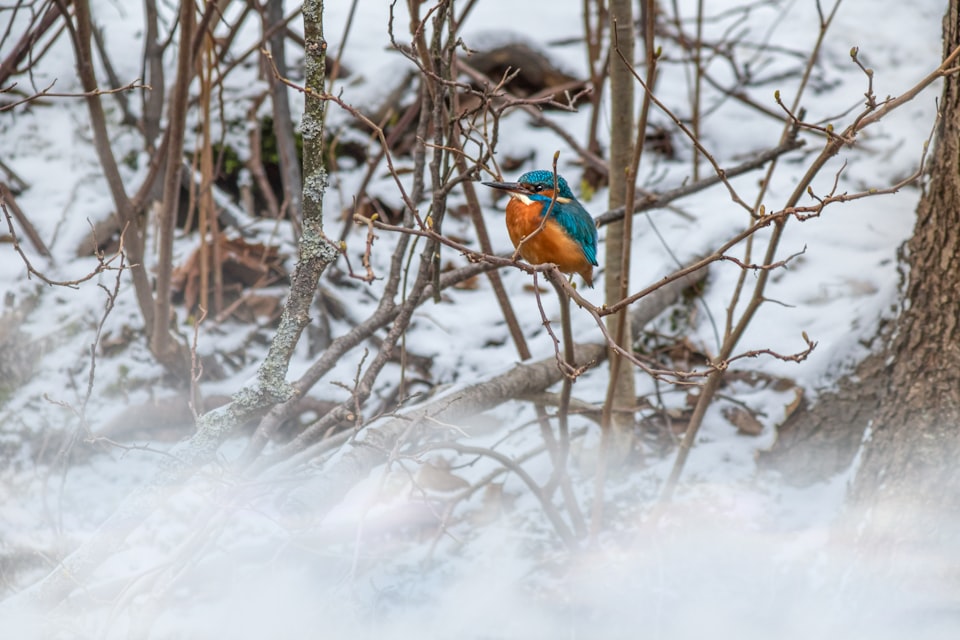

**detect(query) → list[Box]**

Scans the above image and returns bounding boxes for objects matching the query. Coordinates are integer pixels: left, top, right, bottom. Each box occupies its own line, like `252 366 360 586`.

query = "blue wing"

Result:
536 197 598 266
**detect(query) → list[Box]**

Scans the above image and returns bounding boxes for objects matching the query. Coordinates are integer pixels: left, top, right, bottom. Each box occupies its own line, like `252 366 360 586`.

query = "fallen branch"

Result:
271 265 709 528
277 342 607 531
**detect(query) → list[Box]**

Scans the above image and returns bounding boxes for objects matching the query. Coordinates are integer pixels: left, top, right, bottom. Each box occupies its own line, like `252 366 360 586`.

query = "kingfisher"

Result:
482 170 599 287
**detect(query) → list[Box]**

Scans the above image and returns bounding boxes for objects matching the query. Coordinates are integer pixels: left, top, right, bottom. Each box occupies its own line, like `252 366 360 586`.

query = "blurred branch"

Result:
0 0 65 88
141 0 165 149
56 0 156 330
151 0 195 374
91 23 137 127
0 182 49 258
262 0 304 232
245 93 282 218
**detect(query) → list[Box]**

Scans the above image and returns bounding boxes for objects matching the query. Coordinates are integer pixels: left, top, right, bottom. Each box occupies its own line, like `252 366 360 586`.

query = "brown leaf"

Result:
783 387 805 420
442 261 479 290
467 43 584 102
416 460 471 493
99 325 137 356
243 293 283 321
472 482 514 525
171 236 287 318
723 406 764 436
498 152 535 173
666 337 710 367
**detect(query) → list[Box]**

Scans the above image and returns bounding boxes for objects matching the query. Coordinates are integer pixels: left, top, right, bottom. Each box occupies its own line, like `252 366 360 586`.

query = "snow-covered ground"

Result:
1 0 955 637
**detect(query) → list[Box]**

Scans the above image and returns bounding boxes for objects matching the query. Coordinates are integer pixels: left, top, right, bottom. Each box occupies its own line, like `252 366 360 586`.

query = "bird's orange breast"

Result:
505 198 594 286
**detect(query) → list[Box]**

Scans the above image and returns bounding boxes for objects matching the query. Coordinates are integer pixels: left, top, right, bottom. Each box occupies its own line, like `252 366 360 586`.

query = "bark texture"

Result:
767 2 960 546
849 0 960 516
603 0 637 454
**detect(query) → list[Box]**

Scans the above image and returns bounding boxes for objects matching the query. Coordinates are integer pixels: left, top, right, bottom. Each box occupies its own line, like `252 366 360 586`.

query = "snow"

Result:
1 0 957 637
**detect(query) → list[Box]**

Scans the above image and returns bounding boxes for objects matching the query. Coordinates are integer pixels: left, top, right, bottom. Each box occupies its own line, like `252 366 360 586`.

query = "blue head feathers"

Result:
516 170 576 199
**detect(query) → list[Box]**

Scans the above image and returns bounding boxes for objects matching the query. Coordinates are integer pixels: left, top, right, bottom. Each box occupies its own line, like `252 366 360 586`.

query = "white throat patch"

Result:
510 193 572 206
510 192 534 205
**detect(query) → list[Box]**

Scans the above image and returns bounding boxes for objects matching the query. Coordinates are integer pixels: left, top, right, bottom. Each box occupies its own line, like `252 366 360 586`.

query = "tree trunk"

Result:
765 0 960 548
603 0 637 457
849 0 960 520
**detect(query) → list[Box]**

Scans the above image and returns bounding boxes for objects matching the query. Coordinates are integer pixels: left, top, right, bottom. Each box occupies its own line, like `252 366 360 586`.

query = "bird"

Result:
482 170 598 287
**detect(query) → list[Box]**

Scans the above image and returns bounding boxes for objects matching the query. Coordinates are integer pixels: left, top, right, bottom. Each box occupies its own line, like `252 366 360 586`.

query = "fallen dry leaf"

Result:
723 406 764 436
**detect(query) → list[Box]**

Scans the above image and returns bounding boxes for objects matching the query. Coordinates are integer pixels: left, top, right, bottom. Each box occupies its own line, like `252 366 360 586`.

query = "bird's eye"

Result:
532 184 544 192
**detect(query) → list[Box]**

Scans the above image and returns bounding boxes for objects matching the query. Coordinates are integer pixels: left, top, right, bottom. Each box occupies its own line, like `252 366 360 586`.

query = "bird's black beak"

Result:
482 180 525 194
